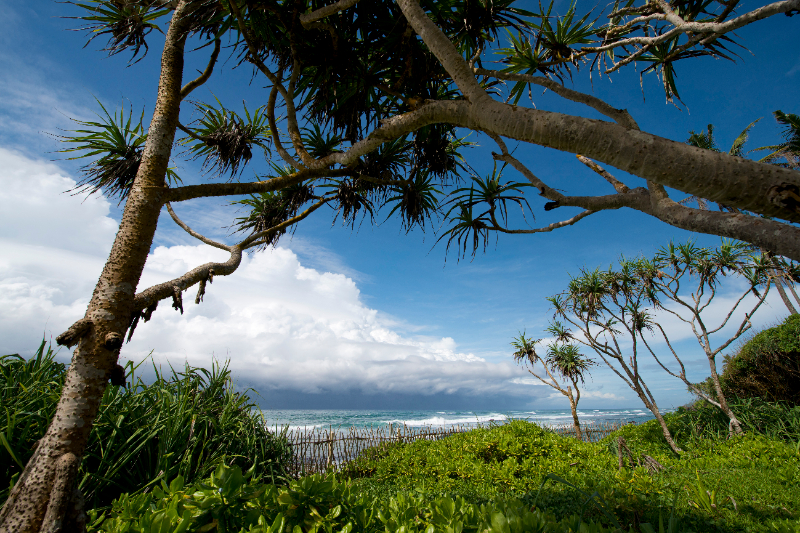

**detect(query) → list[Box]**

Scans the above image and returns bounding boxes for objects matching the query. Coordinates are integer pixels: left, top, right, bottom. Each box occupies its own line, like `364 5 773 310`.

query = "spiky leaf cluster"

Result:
183 100 271 179
71 0 171 62
232 181 313 249
58 101 180 202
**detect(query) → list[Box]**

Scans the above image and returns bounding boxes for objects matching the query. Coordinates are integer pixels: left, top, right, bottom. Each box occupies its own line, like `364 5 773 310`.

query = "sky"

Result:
0 0 798 411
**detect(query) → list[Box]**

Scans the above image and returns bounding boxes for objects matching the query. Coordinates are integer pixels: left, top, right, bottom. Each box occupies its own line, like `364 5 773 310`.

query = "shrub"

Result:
0 343 292 508
88 464 692 533
720 314 800 406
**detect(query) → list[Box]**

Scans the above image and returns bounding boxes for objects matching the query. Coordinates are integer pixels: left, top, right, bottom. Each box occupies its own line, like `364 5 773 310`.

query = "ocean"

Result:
259 408 659 432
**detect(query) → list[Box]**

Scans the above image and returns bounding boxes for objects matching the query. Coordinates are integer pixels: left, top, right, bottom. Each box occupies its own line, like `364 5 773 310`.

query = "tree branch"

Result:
238 197 330 249
132 247 242 311
165 202 231 251
474 68 639 130
180 38 221 100
395 0 489 104
492 210 596 234
167 168 349 203
576 155 630 193
299 0 361 26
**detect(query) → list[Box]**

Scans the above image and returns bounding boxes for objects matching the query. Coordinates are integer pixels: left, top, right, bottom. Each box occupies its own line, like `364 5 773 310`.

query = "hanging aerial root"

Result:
55 318 92 348
126 301 158 343
196 278 207 304
172 286 184 314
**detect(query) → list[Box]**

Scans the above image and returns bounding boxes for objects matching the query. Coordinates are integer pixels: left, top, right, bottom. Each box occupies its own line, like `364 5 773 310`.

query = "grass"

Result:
0 341 292 509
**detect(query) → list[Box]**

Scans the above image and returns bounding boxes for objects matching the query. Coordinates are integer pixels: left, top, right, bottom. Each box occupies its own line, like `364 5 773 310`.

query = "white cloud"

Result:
0 148 537 400
580 390 628 402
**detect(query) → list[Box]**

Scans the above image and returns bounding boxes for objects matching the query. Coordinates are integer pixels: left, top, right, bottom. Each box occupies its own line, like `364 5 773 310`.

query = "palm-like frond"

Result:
231 180 314 250
182 98 271 179
70 0 170 62
385 174 442 233
437 189 494 262
511 331 541 365
545 343 594 384
57 99 180 202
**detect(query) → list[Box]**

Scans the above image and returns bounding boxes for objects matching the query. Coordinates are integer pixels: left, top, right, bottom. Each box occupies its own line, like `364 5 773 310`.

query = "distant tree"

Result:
4 1 800 529
548 240 791 451
511 329 594 439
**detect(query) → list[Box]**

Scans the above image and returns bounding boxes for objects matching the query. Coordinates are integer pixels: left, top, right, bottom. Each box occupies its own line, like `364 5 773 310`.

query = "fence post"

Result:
326 427 334 471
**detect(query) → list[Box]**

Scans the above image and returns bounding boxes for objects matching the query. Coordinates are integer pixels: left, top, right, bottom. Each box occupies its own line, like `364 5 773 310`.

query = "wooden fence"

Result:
280 421 630 477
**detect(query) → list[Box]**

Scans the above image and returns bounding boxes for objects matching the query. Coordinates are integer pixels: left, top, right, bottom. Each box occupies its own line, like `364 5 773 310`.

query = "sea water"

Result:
260 408 659 432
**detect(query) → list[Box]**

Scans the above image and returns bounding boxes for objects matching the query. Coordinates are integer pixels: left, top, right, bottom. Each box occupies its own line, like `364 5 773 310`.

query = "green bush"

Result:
0 342 292 508
720 314 800 405
671 398 800 443
344 419 799 532
88 463 694 533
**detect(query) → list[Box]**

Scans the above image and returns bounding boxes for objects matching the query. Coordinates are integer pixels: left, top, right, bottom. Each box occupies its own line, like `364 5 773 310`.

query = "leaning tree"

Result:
3 0 800 530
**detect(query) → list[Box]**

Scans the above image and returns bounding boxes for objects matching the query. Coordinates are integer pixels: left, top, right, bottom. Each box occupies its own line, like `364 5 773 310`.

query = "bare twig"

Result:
165 202 232 251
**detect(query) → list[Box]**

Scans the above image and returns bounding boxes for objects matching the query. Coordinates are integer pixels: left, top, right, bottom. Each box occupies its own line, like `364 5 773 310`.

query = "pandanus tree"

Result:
548 241 791 452
3 0 800 529
511 329 594 440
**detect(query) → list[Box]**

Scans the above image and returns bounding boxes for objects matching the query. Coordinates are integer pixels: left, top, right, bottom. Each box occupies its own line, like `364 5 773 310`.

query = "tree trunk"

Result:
632 385 682 454
651 408 682 454
706 354 744 436
0 5 190 531
566 385 583 441
568 396 583 441
772 270 798 315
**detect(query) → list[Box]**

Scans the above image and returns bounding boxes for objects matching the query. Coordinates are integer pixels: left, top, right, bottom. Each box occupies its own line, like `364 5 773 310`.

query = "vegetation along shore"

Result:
3 314 799 532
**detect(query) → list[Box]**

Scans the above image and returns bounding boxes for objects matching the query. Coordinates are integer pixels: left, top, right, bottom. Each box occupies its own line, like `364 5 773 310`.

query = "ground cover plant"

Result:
342 416 800 533
0 343 291 509
85 464 683 533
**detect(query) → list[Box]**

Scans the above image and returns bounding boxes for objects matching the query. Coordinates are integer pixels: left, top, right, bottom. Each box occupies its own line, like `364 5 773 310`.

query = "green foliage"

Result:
0 347 292 509
57 100 181 202
720 314 800 406
182 98 272 178
70 0 171 62
0 340 65 492
344 419 800 532
231 179 314 249
89 463 690 533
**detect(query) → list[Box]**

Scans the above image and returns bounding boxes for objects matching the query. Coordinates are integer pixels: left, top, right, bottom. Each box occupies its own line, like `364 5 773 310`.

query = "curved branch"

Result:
132 247 242 311
238 197 330 249
229 0 308 164
267 82 304 169
180 38 221 100
474 68 639 130
492 152 564 200
165 202 231 251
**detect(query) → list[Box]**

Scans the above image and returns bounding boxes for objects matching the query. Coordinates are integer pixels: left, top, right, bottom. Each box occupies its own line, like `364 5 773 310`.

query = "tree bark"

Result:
0 4 191 531
566 387 583 441
772 270 798 315
706 354 744 436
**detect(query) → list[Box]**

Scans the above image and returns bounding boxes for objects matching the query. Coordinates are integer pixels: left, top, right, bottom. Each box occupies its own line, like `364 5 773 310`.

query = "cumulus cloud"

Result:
125 244 527 397
0 148 538 402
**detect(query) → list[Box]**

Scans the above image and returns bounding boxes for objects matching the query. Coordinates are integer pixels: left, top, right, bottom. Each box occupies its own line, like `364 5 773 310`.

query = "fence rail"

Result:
280 421 629 477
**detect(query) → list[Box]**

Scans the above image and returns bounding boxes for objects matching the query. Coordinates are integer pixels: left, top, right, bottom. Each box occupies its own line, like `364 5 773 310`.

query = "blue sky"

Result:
0 0 798 411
